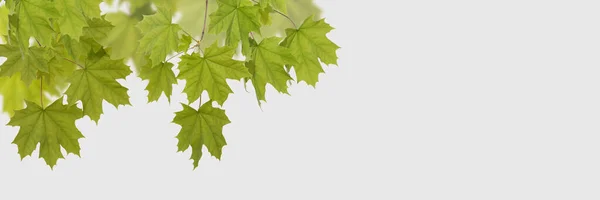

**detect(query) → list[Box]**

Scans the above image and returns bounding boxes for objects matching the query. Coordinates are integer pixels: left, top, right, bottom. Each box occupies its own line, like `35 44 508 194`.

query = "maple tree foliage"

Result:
0 0 339 168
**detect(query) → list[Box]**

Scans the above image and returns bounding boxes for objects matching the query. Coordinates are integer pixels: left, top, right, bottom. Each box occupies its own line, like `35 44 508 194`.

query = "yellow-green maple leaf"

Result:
209 0 261 55
177 43 251 105
55 0 87 40
84 17 114 42
8 97 84 168
248 37 295 103
65 51 132 123
173 102 231 168
140 61 177 102
137 7 181 67
281 16 339 86
14 0 60 47
0 44 49 85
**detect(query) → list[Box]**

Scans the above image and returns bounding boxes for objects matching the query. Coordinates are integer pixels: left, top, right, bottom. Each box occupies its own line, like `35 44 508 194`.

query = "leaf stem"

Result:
182 29 200 43
62 57 84 69
273 8 297 29
200 0 209 42
251 0 297 29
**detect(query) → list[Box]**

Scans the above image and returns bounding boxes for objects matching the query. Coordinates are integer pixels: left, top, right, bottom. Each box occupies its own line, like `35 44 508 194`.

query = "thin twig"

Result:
62 57 85 69
200 0 209 41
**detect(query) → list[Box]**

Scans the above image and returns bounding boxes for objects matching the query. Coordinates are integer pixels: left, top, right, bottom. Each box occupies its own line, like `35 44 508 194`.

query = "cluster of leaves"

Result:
0 0 339 169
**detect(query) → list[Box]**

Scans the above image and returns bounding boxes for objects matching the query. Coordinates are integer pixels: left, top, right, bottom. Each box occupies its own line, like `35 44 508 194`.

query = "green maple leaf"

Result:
102 13 140 60
55 0 87 40
137 7 181 67
281 16 339 86
15 0 60 47
178 43 251 105
173 102 231 168
209 0 261 54
0 44 49 85
83 17 114 48
140 61 177 102
54 35 98 65
65 51 132 123
248 37 295 103
7 97 84 168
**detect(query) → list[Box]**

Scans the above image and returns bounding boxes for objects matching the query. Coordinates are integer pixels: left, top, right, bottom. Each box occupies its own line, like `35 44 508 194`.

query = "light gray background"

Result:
2 0 600 199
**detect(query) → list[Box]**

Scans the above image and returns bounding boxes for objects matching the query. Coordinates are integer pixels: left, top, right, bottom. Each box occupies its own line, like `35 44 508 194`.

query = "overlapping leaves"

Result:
0 0 338 169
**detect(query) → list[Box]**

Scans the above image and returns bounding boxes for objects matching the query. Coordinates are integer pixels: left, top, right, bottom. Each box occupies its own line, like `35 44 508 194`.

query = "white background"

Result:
2 0 600 199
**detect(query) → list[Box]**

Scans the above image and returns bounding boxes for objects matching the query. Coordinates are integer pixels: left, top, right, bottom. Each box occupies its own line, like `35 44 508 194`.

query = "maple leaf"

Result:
0 44 49 85
281 16 339 86
84 17 114 44
65 51 132 123
248 37 295 103
7 97 84 168
140 61 177 102
178 43 251 105
209 0 261 55
15 0 60 47
137 7 181 67
53 35 100 65
55 0 87 40
173 102 231 168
